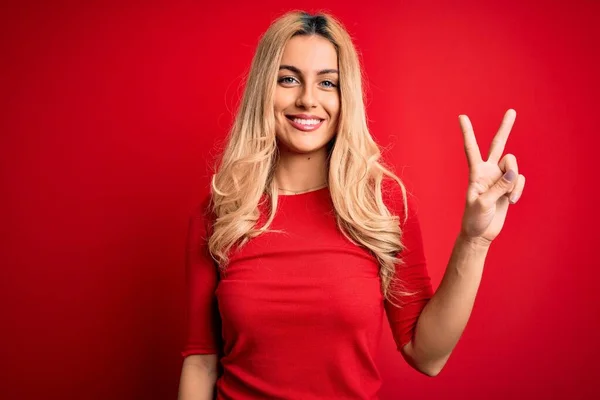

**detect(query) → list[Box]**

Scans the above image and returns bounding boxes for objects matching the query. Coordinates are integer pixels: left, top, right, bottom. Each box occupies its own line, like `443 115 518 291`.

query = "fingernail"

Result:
504 170 516 182
510 193 520 203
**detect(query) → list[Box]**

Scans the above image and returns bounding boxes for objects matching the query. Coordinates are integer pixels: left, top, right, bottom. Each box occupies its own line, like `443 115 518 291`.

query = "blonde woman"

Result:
178 10 525 400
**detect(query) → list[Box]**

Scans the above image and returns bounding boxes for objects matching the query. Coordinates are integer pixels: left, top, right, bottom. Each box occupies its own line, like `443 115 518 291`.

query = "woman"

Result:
178 10 525 400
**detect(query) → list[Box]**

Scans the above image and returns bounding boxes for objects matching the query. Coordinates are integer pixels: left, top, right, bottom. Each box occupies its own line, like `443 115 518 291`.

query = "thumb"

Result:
480 170 516 206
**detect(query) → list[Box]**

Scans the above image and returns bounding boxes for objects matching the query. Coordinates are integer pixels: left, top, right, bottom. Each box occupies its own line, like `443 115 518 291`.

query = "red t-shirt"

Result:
182 182 433 399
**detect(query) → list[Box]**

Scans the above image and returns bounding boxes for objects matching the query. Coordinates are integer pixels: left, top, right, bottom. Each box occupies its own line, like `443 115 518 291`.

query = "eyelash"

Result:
278 76 337 88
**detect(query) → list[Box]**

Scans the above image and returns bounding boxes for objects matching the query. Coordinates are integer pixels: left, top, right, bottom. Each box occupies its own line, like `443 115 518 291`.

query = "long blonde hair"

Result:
207 10 416 307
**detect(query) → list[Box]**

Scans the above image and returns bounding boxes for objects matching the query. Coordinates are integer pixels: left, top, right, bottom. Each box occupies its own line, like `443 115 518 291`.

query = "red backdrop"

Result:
1 1 598 399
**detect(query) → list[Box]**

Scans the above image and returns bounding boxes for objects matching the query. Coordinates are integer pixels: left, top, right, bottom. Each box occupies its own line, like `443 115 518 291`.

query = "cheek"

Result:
273 97 284 114
325 97 340 120
274 89 295 112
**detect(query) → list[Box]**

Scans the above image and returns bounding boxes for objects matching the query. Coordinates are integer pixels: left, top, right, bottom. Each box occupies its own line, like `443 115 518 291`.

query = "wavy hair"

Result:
207 10 416 307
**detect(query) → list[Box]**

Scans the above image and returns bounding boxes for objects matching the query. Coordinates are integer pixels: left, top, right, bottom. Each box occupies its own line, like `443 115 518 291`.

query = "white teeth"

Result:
293 118 321 125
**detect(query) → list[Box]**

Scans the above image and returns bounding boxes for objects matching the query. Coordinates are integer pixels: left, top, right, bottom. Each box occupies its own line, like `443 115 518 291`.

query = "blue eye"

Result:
321 80 337 88
278 76 298 84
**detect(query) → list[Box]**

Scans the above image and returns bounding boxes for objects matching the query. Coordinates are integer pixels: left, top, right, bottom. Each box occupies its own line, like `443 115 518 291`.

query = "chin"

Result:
279 136 331 153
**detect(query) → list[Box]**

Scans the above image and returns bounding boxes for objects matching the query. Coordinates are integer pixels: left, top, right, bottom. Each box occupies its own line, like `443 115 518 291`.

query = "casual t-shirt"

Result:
182 182 433 399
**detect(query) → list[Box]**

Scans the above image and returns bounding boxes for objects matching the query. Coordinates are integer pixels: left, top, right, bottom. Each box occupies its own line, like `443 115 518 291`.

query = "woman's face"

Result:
274 35 340 155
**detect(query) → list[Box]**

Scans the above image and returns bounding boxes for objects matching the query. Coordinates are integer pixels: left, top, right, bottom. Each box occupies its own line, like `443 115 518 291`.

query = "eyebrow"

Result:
279 65 339 75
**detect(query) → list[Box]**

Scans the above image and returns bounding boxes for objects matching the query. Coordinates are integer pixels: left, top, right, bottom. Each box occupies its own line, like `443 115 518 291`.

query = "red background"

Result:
1 1 598 399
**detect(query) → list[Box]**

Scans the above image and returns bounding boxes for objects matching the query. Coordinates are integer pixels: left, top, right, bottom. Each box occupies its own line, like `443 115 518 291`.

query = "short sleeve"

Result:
382 179 434 351
181 193 221 357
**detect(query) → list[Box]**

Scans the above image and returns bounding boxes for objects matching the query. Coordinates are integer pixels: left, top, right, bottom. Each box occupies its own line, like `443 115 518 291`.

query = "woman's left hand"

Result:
458 109 526 246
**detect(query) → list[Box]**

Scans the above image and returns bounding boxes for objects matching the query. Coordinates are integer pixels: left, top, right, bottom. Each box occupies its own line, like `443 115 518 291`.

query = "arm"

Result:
402 109 525 376
401 234 489 377
179 193 221 398
178 354 218 400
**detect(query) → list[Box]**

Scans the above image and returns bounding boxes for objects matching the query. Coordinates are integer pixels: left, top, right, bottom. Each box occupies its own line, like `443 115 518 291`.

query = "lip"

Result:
287 113 324 119
285 115 325 132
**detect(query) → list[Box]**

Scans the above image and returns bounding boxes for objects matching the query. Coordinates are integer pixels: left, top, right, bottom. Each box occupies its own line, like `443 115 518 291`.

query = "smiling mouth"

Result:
285 115 325 132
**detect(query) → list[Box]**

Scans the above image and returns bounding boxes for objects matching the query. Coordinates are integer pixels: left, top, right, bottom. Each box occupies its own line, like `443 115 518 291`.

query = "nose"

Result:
296 85 317 109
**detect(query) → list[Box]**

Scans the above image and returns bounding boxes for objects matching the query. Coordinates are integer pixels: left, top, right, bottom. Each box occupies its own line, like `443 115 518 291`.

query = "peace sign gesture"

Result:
459 109 526 245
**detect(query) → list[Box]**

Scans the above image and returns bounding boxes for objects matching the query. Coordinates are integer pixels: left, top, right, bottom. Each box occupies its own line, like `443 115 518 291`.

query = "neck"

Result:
274 147 328 193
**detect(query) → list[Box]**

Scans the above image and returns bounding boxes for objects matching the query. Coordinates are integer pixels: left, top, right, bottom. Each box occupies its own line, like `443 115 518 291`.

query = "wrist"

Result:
457 232 492 249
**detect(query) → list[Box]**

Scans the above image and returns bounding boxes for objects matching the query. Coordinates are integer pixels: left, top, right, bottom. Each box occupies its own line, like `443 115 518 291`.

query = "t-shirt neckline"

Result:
277 186 329 197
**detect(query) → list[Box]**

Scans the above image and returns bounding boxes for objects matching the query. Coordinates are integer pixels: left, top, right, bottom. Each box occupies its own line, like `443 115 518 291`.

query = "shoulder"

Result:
188 185 215 240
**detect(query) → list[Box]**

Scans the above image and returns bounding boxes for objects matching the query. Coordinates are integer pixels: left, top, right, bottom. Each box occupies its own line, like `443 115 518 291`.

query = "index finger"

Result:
459 114 482 169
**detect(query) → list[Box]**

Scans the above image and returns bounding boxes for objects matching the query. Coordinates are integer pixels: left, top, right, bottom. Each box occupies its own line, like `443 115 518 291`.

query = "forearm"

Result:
410 233 490 374
178 355 218 400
